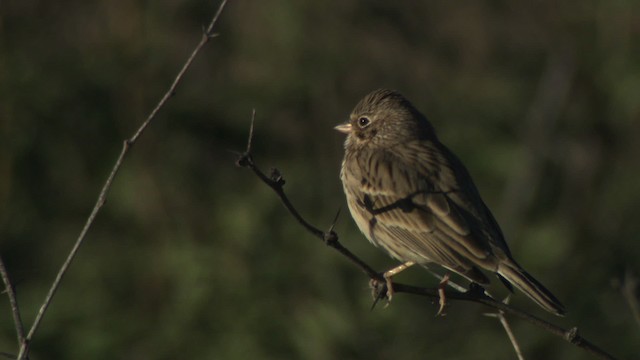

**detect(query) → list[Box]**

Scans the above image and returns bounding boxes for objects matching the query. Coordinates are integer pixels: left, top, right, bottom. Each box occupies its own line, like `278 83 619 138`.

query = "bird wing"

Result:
348 140 509 282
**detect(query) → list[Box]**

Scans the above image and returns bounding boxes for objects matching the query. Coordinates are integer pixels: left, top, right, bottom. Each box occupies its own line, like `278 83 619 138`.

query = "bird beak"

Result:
334 123 352 134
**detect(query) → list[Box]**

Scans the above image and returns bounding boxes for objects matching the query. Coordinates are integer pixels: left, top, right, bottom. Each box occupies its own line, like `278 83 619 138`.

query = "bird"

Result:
335 88 565 316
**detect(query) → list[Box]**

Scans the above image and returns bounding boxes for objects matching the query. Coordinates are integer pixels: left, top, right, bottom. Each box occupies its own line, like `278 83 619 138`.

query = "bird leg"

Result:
382 261 415 302
436 273 450 316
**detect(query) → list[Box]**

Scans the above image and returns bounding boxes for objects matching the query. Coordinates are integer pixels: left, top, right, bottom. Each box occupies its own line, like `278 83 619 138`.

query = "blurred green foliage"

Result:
1 0 639 359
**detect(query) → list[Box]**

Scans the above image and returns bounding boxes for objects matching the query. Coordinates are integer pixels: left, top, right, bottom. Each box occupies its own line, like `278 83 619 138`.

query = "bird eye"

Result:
358 116 370 128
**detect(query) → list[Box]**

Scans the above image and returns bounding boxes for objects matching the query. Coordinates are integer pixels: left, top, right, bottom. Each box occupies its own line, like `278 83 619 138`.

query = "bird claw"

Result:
370 261 416 309
385 276 395 303
435 273 450 316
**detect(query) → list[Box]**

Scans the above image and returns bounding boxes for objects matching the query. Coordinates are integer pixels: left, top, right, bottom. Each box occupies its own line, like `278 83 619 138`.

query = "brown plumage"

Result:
336 89 565 315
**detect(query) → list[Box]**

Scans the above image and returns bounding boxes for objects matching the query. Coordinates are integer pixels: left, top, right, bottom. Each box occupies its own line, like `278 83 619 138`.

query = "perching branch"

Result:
235 112 380 281
236 115 618 360
1 2 230 359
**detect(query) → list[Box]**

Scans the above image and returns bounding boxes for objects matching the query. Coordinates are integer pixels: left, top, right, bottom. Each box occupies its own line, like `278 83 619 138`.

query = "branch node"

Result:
566 327 579 342
269 168 285 186
202 24 220 39
323 230 338 246
236 153 252 168
369 278 387 310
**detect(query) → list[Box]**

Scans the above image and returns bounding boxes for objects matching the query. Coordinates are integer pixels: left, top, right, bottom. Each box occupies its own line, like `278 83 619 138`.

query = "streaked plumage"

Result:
336 89 565 315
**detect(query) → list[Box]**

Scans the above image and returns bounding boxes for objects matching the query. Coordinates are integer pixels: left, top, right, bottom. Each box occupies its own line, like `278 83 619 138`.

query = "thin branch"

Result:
376 279 616 360
127 0 228 145
0 256 26 351
17 142 128 360
236 117 377 277
497 311 525 360
12 1 229 359
236 116 618 360
485 298 525 360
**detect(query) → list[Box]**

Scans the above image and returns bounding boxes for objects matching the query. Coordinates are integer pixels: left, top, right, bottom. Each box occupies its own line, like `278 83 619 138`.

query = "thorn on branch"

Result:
328 207 341 232
323 208 341 246
246 109 256 153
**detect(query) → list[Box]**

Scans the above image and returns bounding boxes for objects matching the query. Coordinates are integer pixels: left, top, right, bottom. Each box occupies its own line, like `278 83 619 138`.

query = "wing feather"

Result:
341 140 506 281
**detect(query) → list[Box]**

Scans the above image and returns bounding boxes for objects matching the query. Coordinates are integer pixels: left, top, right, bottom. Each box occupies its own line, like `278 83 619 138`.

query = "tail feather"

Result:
498 262 565 316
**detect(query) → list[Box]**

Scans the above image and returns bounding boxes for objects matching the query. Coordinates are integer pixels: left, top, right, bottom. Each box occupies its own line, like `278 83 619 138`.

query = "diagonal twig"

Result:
485 297 525 360
235 115 618 360
499 312 525 360
235 114 379 280
0 256 26 353
11 1 229 359
497 311 525 360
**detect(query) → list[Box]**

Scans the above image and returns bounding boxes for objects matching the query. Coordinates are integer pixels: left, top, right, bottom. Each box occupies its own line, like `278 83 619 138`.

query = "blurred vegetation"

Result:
1 0 639 359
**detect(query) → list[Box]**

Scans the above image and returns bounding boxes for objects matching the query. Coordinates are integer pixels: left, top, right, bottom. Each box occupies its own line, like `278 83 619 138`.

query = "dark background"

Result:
1 1 639 359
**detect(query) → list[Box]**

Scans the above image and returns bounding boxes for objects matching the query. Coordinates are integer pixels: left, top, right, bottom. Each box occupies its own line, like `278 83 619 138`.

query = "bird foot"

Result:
435 273 450 316
382 261 415 305
369 261 416 310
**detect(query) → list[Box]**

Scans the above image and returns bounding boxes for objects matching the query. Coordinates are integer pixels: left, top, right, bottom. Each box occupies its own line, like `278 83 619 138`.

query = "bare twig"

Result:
236 116 618 360
235 118 379 280
10 1 229 359
497 311 525 360
485 298 525 360
0 256 26 351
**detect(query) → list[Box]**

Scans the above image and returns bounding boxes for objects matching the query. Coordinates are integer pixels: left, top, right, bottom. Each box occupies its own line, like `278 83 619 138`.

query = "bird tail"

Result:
498 262 565 316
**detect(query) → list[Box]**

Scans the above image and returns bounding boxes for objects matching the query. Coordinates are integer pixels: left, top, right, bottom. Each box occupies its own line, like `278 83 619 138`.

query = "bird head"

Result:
335 89 435 150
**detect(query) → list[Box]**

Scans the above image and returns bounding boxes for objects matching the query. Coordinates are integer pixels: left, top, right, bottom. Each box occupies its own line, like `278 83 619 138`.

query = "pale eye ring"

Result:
357 116 370 128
